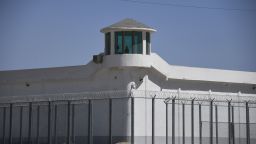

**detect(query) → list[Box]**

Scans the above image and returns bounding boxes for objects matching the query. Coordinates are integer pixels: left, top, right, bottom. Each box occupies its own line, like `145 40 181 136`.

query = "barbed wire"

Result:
119 0 256 12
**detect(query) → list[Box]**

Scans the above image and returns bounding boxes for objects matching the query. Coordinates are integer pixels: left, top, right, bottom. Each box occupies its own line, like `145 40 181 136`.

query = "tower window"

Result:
105 32 111 55
115 32 123 54
146 32 150 55
134 32 142 54
115 31 142 54
124 32 132 54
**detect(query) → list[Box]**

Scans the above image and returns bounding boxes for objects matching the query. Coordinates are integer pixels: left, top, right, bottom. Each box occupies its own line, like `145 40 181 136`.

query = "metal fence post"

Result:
152 96 155 144
2 107 6 144
166 102 169 144
9 103 13 144
48 101 52 144
19 107 23 144
108 98 112 144
232 106 235 144
67 101 71 144
54 105 57 144
36 105 40 144
210 100 213 144
199 104 202 144
191 99 194 144
88 100 93 144
182 103 185 144
164 98 171 144
215 105 218 144
131 97 134 144
28 102 32 144
109 99 112 144
172 98 175 144
72 104 75 144
246 102 250 144
88 100 90 144
228 101 231 144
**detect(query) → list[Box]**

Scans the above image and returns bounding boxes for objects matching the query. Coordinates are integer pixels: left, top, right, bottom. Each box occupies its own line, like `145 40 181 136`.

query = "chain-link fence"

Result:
0 90 256 144
0 98 133 144
201 122 256 144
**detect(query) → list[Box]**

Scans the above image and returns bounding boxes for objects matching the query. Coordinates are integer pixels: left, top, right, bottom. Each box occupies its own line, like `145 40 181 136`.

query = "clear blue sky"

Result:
0 0 256 71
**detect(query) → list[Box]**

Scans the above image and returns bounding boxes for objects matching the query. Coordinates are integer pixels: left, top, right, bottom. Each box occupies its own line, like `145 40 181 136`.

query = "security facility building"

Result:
0 18 256 144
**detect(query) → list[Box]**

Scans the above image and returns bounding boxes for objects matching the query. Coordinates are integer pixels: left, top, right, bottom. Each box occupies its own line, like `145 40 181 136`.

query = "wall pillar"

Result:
142 31 146 55
110 31 115 55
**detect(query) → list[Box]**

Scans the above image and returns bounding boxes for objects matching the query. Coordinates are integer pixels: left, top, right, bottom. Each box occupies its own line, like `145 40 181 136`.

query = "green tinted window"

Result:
146 32 150 55
133 32 142 54
105 32 111 55
124 32 132 54
115 32 123 54
115 31 143 54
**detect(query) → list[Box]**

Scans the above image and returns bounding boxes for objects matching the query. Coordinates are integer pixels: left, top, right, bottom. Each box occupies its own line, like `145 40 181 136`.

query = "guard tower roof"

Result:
100 18 156 33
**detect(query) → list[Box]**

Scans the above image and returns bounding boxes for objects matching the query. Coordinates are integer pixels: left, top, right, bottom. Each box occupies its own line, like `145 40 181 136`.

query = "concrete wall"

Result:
1 53 256 144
